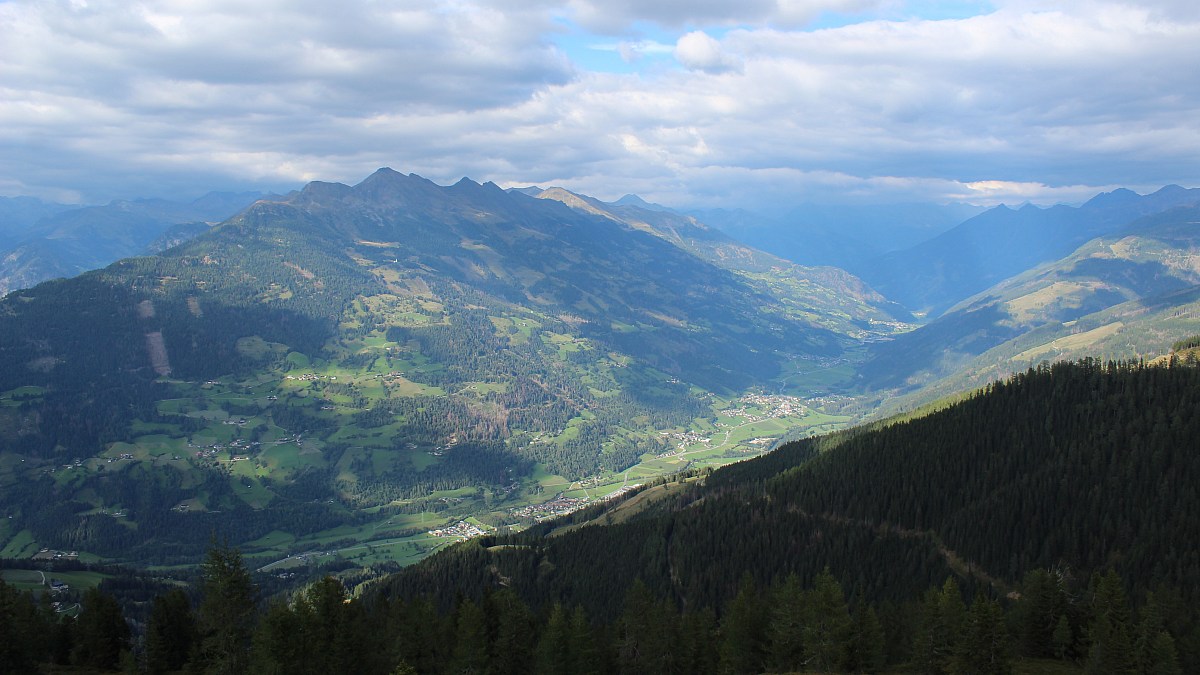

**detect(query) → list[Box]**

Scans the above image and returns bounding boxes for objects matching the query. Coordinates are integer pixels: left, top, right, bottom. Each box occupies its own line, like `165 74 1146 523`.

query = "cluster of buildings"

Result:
660 429 710 451
510 494 590 522
724 393 809 422
600 484 642 501
285 373 338 382
428 520 487 540
32 548 78 562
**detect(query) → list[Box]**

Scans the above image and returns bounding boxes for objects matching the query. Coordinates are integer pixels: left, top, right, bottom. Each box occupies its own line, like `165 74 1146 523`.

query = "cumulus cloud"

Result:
1 0 1199 207
674 31 743 73
0 0 572 198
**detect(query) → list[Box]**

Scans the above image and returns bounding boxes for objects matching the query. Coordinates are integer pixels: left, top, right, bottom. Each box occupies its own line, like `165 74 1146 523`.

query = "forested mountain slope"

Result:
381 360 1200 665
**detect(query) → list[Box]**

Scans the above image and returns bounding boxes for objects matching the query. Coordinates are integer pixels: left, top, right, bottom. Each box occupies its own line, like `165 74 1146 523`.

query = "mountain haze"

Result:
693 202 982 273
860 186 1200 317
859 205 1200 405
0 196 76 248
531 186 912 334
0 192 264 296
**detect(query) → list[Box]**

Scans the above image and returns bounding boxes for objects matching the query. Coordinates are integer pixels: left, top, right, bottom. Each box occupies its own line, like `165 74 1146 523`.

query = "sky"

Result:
2 0 1199 209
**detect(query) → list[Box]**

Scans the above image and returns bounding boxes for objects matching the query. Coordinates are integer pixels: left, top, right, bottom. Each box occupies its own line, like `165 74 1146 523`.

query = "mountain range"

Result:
0 169 906 564
857 185 1200 317
860 204 1200 410
2 168 1199 632
0 192 265 296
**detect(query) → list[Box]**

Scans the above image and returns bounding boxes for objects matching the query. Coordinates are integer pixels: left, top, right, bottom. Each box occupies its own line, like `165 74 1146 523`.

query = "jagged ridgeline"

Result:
379 360 1200 633
0 169 899 562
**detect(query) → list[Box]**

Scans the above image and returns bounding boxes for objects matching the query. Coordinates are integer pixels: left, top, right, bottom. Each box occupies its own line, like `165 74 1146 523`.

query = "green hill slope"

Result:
0 168 901 565
859 206 1200 407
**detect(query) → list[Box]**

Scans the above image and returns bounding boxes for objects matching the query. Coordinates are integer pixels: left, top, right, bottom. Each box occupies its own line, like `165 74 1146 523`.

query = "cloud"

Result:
563 0 889 33
585 39 675 63
674 31 743 73
565 0 774 33
1 0 1198 208
615 40 674 63
0 0 575 199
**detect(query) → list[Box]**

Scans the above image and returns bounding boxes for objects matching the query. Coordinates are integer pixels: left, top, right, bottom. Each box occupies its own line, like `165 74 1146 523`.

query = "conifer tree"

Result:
768 573 807 672
719 574 767 675
567 605 603 675
392 597 446 674
145 588 196 674
618 579 679 675
803 568 852 673
448 598 489 675
952 596 1010 675
913 578 965 675
1136 591 1182 675
488 588 535 675
534 603 571 675
195 539 258 675
1051 614 1074 660
845 601 886 673
1016 569 1066 658
0 579 51 672
1085 570 1136 675
72 586 131 671
249 600 306 674
679 607 719 675
301 576 366 674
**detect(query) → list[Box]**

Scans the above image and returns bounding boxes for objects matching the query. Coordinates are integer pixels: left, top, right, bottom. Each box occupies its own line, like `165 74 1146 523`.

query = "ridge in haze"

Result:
860 185 1200 317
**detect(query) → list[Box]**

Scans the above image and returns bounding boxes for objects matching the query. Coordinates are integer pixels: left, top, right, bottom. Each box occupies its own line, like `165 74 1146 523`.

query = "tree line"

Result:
2 542 1190 674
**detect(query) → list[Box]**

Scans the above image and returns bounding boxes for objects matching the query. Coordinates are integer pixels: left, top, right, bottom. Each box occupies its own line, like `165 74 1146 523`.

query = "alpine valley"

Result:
0 168 906 567
4 168 1200 673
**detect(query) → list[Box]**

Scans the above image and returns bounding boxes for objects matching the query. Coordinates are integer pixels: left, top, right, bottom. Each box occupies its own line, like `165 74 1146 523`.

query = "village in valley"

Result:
505 483 645 525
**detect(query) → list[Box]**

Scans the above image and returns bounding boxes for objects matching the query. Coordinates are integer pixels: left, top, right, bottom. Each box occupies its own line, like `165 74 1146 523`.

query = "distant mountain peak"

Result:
614 194 672 212
355 167 431 188
614 194 650 206
534 187 613 219
449 177 505 195
1152 184 1189 197
337 168 442 206
1082 187 1140 209
368 166 404 179
508 186 544 197
295 180 354 203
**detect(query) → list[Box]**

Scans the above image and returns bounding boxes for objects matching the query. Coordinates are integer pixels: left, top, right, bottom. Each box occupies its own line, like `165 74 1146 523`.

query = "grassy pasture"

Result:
1 529 38 558
3 298 862 576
